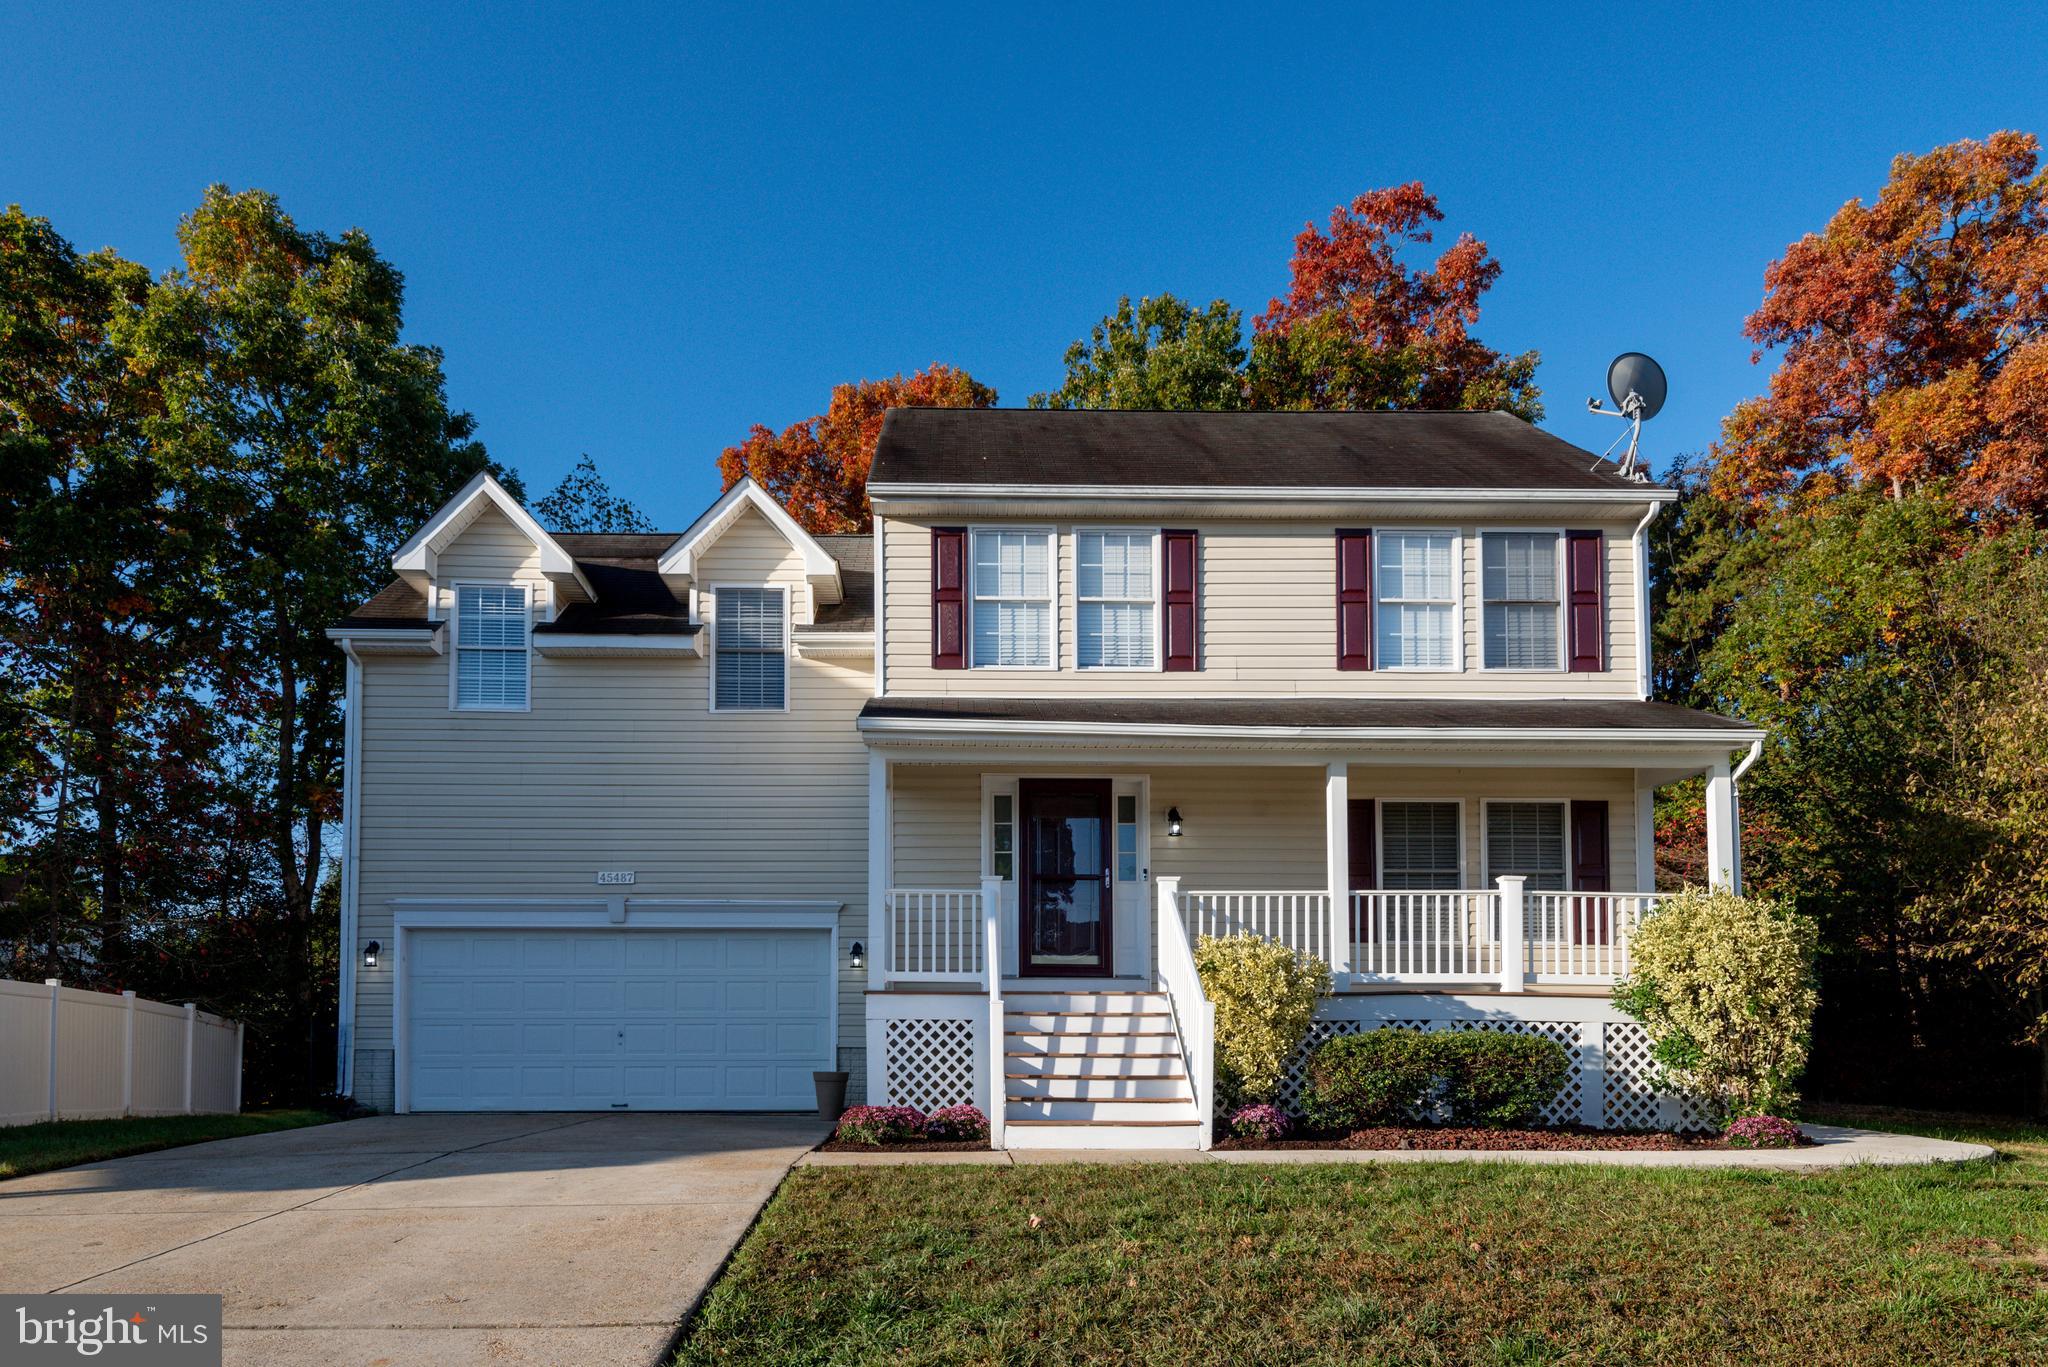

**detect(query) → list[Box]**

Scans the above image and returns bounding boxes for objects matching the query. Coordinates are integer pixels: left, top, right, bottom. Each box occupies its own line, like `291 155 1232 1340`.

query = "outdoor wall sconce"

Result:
1166 807 1184 838
849 941 865 970
362 940 380 969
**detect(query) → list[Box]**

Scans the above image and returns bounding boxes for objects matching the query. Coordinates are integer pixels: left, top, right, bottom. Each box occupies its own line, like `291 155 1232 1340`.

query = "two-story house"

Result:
330 408 1761 1149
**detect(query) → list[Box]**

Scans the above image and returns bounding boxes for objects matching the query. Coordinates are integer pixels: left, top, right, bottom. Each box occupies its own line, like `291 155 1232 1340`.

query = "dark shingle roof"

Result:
335 526 874 635
859 696 1758 735
868 408 1657 492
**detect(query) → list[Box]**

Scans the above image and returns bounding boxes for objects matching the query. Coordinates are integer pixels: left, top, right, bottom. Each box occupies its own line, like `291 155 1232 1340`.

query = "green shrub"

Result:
1611 886 1819 1121
1193 933 1329 1103
1435 1032 1571 1127
1298 1029 1440 1130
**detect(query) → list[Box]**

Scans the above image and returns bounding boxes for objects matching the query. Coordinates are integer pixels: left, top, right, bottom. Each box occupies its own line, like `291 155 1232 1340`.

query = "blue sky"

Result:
8 3 2048 528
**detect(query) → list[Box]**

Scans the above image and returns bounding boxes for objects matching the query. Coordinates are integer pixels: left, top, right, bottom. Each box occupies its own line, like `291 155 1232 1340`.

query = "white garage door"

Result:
405 928 832 1111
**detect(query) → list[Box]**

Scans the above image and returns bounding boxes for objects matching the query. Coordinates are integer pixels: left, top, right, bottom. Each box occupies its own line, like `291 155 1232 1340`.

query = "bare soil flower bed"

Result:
1215 1124 1813 1152
818 1136 991 1153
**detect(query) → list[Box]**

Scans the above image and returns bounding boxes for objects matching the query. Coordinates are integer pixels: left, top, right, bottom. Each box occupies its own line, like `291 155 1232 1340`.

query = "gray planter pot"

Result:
813 1070 850 1120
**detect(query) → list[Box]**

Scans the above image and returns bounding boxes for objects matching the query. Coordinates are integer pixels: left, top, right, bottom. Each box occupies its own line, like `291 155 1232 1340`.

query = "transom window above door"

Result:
1076 530 1157 669
1375 532 1457 669
971 529 1054 668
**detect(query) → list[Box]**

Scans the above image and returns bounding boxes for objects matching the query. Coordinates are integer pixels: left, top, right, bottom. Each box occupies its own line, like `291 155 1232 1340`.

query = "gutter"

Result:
1730 738 1763 895
855 715 1767 745
1632 501 1661 700
868 483 1680 505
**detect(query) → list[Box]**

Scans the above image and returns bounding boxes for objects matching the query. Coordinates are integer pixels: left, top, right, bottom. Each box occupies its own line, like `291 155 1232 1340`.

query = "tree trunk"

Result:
91 714 123 986
271 612 319 1100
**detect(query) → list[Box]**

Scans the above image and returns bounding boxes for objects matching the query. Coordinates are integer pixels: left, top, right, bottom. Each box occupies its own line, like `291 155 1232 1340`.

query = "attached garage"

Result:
402 926 833 1112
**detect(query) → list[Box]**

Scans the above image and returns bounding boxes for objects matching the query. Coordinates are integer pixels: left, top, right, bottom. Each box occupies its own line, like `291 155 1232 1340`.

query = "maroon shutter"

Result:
1570 799 1611 945
931 528 966 670
1162 530 1199 671
1336 530 1372 670
1347 798 1376 939
1565 530 1604 672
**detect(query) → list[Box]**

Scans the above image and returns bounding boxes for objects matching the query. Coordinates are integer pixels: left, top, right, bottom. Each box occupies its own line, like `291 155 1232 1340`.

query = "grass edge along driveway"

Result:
0 1110 334 1180
674 1108 2047 1367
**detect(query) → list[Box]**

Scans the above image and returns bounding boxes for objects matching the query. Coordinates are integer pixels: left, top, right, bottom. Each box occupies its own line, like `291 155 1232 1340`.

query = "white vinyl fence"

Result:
0 979 243 1127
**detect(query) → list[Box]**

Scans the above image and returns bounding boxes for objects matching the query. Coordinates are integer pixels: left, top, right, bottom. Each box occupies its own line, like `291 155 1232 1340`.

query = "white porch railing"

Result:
1171 883 1667 990
1177 890 1334 966
1351 891 1502 981
1524 892 1659 983
885 888 988 982
1155 876 1215 1151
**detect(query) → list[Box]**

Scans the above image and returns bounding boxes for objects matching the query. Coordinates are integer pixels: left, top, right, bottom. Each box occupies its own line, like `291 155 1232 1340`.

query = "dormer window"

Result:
712 586 789 710
452 584 531 710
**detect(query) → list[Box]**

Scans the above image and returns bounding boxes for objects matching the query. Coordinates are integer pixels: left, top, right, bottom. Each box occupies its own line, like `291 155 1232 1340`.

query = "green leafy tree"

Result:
118 186 511 1092
1029 295 1247 410
534 454 653 532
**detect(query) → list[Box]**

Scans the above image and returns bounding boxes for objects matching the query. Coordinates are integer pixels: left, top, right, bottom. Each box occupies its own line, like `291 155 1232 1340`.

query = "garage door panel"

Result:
406 928 832 1112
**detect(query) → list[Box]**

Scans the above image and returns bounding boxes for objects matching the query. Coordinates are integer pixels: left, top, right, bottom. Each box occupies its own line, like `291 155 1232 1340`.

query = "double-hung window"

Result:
1380 802 1462 890
453 584 530 710
971 530 1053 667
1483 533 1562 669
1077 530 1156 669
713 586 787 710
1485 801 1568 891
1375 531 1457 669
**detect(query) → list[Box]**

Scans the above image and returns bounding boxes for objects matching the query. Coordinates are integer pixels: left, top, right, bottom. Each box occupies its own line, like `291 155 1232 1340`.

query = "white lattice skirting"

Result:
1278 998 1713 1132
864 993 991 1113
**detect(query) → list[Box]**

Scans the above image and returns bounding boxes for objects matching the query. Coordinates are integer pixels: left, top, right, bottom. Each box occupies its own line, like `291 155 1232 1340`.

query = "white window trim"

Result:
447 581 533 713
1479 527 1567 673
968 525 1059 671
1073 526 1163 672
1374 797 1468 890
707 582 792 713
1479 797 1575 892
1373 527 1464 672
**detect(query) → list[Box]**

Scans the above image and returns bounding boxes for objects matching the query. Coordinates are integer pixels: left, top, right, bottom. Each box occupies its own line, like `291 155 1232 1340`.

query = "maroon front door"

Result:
1019 779 1114 976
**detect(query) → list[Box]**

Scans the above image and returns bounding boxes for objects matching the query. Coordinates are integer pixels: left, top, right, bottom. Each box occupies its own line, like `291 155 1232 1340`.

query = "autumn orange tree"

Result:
1713 131 2048 521
1248 182 1541 419
718 364 995 533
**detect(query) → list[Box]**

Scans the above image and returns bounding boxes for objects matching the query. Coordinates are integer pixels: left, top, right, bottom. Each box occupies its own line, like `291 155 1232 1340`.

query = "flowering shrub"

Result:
1228 1103 1293 1142
1723 1114 1803 1149
1612 887 1819 1120
924 1104 990 1142
1194 932 1329 1104
835 1104 925 1145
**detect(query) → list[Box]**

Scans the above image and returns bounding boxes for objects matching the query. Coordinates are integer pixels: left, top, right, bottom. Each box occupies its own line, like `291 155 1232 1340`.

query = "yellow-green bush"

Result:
1194 933 1328 1103
1611 887 1819 1119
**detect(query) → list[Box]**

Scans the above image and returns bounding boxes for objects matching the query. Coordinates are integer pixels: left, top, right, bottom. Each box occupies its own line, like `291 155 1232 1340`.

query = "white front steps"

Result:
1001 990 1202 1149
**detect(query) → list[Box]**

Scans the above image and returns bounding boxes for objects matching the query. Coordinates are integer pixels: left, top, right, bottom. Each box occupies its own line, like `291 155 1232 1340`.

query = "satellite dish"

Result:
1607 352 1667 422
1585 351 1667 479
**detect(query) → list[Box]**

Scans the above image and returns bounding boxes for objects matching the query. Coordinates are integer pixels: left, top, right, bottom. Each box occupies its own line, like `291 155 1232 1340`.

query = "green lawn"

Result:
674 1109 2048 1366
0 1110 335 1180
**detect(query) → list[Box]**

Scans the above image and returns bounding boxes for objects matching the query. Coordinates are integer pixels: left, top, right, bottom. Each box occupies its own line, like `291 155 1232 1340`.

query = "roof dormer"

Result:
657 477 844 606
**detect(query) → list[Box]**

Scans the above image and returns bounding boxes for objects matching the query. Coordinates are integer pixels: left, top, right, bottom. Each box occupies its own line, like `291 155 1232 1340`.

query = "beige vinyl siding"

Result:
883 517 1641 696
886 763 1640 894
433 506 552 618
351 504 869 1111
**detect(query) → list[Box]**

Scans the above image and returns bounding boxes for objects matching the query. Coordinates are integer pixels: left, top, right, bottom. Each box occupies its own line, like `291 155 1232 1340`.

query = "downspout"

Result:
1632 501 1661 700
1730 739 1762 895
336 642 364 1098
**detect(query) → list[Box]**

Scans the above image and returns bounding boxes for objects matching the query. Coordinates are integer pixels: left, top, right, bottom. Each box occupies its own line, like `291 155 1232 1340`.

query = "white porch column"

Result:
1323 762 1351 978
1704 758 1736 890
866 750 889 989
1634 773 1656 893
1496 876 1526 993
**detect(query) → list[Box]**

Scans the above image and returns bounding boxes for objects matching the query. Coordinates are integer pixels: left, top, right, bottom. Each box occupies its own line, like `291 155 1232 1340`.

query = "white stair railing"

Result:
980 875 1005 1149
884 888 985 981
1156 876 1215 1151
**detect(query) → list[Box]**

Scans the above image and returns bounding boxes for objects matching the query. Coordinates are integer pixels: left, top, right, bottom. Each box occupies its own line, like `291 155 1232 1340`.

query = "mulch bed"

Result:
818 1136 993 1153
1216 1124 1813 1152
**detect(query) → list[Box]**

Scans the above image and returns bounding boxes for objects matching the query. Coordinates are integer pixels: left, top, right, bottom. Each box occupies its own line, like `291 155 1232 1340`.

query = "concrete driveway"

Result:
0 1111 829 1366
